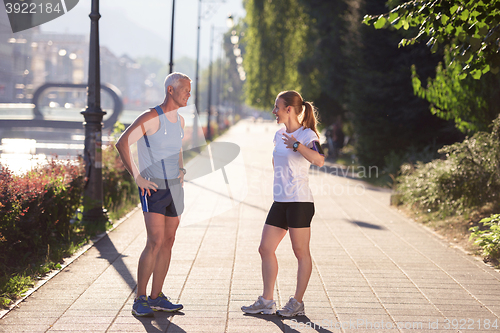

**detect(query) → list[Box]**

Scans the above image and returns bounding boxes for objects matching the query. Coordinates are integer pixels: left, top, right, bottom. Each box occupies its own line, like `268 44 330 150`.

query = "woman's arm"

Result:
282 133 325 167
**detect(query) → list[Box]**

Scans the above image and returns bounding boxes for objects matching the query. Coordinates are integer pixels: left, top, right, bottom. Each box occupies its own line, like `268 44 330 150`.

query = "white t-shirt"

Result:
272 126 319 202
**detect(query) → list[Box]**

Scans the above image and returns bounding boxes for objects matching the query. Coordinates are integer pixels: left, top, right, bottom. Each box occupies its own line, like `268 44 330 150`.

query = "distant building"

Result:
0 21 36 103
0 27 162 109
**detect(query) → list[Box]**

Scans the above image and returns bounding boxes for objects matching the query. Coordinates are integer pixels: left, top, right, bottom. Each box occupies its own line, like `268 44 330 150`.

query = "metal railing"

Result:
0 83 123 130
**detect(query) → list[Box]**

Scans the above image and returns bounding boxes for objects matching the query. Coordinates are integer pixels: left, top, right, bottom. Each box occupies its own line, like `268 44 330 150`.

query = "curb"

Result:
0 205 141 319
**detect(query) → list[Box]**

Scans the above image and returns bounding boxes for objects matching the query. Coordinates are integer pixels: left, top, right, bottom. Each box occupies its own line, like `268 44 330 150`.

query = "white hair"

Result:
164 72 192 95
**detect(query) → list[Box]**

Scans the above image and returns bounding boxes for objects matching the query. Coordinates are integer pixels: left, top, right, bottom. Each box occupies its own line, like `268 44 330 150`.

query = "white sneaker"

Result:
276 297 305 317
241 296 276 314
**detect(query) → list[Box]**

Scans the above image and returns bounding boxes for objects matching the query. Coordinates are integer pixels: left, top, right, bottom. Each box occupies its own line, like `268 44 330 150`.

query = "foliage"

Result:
243 0 314 108
470 214 500 261
363 0 500 135
0 123 139 308
296 0 351 125
363 0 500 79
0 159 84 308
397 115 500 215
102 122 138 222
0 160 84 268
411 49 500 133
102 143 139 221
0 274 34 308
347 0 464 168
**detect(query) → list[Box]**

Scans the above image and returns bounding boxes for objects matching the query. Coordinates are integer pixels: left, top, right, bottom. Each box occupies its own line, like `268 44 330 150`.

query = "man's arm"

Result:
115 110 159 195
178 115 185 185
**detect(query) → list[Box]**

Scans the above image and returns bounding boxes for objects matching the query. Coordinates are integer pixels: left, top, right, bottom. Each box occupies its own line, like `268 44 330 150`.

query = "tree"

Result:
242 0 463 170
363 0 500 79
243 0 313 109
363 0 500 133
411 50 500 132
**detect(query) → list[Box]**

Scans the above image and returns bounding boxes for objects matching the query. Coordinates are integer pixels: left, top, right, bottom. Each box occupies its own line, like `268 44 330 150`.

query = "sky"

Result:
39 0 246 67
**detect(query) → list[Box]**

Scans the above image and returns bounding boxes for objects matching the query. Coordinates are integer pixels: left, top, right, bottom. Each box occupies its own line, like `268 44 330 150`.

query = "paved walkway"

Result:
2 119 500 333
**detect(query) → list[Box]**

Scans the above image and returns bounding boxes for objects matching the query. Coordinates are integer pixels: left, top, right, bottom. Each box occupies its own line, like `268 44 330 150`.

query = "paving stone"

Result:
1 120 499 332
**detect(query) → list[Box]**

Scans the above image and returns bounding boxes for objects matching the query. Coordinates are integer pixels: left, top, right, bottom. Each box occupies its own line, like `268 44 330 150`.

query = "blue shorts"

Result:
139 178 184 217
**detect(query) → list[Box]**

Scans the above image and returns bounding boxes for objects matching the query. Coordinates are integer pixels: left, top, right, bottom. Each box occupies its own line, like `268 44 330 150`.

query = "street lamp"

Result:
206 23 231 140
169 0 175 73
81 0 108 226
194 0 227 145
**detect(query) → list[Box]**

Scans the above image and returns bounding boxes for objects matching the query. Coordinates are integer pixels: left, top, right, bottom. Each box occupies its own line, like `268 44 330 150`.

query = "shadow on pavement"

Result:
185 179 267 212
350 220 386 230
243 313 334 333
134 311 186 333
93 234 137 291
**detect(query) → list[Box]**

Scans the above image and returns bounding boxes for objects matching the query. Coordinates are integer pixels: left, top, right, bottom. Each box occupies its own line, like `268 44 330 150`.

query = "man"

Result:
115 72 191 317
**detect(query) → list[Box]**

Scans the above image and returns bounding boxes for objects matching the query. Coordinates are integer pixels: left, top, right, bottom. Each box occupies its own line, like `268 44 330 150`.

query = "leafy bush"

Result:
0 123 139 308
0 159 84 307
103 122 139 221
470 214 500 261
396 115 500 215
0 160 84 269
102 144 139 221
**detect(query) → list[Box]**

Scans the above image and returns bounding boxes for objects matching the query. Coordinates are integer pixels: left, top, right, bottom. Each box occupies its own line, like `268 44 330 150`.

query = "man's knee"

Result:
146 237 164 254
162 235 176 249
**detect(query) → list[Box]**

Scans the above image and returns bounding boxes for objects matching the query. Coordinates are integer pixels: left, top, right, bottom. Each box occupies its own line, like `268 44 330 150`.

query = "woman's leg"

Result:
288 227 312 303
259 224 287 300
150 215 180 298
136 212 166 298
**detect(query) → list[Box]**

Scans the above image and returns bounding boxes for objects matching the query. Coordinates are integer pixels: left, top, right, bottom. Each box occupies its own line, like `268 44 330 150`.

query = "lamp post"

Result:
207 22 232 140
169 0 175 74
194 0 227 146
206 24 214 140
193 0 202 148
81 0 107 226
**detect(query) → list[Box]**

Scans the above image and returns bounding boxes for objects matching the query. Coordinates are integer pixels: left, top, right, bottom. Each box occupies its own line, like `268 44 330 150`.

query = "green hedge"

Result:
0 125 139 308
396 115 500 215
0 160 84 307
0 160 84 272
470 214 500 262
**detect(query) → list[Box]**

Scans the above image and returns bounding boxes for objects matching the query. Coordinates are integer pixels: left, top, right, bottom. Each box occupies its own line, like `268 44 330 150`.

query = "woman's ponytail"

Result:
301 101 320 138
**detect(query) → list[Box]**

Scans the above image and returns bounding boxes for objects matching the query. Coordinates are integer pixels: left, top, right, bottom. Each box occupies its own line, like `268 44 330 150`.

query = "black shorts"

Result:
265 201 315 230
139 178 184 217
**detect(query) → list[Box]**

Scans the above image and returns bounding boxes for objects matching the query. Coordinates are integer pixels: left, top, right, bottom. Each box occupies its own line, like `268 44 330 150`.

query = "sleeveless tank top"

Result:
137 105 184 179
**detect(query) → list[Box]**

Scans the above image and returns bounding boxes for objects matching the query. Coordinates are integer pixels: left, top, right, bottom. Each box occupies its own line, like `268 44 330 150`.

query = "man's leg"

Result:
150 215 180 298
136 212 166 298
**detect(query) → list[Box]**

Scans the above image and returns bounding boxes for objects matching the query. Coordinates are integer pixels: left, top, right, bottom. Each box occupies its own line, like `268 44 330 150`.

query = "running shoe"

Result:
276 297 305 317
241 296 276 314
148 292 183 312
132 295 154 317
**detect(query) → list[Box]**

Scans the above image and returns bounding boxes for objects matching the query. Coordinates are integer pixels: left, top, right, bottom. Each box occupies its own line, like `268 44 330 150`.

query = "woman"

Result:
242 91 324 317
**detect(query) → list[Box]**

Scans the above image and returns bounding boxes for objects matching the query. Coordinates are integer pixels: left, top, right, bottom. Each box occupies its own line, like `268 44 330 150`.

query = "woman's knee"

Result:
259 243 276 257
292 245 311 260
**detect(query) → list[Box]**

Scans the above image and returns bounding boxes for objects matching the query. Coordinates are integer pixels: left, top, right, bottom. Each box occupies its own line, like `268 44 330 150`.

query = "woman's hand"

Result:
135 175 158 196
282 133 297 149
